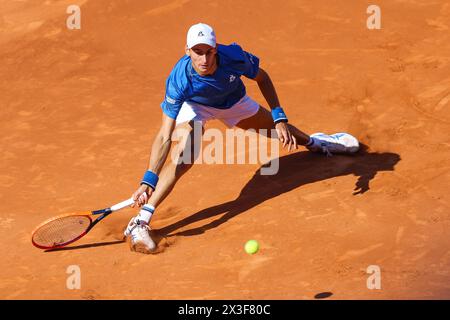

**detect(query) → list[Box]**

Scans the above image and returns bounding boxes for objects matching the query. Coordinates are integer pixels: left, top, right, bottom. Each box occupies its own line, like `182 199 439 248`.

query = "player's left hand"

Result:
275 122 298 152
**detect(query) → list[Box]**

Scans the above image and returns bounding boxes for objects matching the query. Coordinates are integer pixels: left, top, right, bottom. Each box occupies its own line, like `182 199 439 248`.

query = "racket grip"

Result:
111 198 135 212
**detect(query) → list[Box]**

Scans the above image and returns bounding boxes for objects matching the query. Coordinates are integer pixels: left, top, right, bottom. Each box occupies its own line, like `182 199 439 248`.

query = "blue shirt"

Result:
161 43 260 119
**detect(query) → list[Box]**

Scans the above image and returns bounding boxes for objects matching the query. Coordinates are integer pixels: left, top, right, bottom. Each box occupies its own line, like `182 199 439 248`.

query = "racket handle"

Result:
110 198 135 212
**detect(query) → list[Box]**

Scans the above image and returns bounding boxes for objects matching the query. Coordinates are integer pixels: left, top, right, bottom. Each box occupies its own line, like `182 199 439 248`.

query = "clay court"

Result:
0 0 449 299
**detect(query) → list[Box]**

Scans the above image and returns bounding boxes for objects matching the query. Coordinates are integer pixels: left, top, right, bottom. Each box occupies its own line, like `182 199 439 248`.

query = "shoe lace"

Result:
125 219 150 236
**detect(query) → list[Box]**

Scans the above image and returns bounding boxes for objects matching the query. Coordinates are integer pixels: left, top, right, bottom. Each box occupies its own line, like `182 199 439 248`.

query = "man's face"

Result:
186 43 217 75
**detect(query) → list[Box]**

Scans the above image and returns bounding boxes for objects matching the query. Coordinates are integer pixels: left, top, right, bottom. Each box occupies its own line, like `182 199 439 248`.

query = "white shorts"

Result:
175 95 260 128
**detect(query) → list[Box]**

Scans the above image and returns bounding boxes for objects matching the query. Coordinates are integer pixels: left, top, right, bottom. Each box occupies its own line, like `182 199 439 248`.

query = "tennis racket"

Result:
31 198 135 250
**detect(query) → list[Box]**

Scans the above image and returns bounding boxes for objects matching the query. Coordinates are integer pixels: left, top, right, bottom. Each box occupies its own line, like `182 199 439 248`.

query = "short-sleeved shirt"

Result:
161 43 260 119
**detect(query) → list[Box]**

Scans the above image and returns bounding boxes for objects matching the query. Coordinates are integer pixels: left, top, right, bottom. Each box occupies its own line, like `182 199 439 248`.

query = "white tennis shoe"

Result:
124 217 156 254
306 132 360 156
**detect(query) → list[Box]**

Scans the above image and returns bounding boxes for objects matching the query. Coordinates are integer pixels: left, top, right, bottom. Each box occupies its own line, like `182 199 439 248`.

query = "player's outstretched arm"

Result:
253 67 281 109
132 114 176 207
252 67 298 151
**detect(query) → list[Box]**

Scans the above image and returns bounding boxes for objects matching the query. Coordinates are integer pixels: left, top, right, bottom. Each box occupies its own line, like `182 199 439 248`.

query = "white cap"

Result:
186 23 216 49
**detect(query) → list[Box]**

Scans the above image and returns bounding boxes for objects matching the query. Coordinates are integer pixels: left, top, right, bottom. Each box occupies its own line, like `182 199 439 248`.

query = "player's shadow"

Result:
156 144 400 238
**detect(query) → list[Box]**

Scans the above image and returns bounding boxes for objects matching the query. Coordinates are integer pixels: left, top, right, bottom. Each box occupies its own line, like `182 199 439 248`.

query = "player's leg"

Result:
234 99 359 154
135 99 211 220
125 120 203 253
235 105 311 145
148 120 203 207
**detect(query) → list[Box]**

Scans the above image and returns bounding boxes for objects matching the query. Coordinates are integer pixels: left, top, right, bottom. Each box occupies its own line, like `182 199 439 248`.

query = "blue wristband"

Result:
141 170 159 190
271 106 288 124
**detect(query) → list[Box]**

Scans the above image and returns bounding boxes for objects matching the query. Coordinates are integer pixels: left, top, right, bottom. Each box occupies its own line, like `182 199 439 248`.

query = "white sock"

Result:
306 137 314 146
137 204 155 224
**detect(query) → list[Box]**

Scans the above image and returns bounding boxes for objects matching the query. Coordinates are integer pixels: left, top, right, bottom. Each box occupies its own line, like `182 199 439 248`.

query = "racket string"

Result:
32 215 91 248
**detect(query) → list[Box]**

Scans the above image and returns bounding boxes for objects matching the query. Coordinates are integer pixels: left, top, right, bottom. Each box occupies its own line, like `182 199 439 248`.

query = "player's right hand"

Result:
131 184 152 208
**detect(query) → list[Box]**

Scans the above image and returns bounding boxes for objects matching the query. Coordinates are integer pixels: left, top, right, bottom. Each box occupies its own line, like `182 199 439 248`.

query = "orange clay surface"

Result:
0 0 449 299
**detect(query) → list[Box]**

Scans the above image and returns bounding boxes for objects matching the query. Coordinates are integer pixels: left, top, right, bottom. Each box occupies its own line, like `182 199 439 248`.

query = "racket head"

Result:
31 212 93 249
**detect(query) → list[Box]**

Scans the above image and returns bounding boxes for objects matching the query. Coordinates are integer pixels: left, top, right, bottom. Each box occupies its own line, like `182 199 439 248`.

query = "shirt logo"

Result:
166 95 176 104
229 75 236 83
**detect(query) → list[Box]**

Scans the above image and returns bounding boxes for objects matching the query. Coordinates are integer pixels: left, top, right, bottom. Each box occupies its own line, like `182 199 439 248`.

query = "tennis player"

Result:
124 23 359 253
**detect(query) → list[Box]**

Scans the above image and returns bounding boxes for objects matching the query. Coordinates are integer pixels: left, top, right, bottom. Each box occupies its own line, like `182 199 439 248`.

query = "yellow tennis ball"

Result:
245 240 259 254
